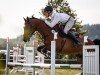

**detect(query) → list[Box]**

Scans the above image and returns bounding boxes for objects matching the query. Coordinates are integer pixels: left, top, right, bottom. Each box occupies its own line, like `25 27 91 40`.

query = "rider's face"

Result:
44 11 52 18
44 12 49 17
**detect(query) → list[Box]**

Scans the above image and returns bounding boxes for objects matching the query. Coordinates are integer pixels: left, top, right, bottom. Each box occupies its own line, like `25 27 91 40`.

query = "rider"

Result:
42 5 82 46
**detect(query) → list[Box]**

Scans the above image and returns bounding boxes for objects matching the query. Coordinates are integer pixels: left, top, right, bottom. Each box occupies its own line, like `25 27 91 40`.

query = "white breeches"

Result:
64 17 75 34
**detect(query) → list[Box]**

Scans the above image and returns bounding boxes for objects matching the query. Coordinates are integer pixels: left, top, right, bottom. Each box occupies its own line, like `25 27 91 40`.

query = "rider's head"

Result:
43 5 53 17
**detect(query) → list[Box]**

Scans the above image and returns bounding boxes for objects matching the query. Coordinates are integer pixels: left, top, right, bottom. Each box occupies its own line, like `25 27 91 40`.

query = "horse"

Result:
23 16 94 55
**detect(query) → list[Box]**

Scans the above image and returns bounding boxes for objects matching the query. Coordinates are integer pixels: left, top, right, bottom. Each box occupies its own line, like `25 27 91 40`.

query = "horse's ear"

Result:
23 17 26 22
32 16 34 18
27 17 29 22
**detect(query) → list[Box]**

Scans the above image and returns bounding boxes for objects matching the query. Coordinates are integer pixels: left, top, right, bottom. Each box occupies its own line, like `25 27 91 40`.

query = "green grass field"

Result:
45 69 82 75
0 68 82 75
0 60 5 69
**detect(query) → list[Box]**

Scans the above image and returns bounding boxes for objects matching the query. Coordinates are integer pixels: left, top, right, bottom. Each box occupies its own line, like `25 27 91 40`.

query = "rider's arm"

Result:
45 14 61 28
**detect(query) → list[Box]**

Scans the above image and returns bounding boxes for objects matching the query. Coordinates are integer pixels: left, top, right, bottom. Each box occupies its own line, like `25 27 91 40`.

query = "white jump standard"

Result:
6 35 99 75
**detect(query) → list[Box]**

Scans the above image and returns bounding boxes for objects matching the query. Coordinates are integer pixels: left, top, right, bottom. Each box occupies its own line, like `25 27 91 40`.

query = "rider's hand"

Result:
40 17 45 21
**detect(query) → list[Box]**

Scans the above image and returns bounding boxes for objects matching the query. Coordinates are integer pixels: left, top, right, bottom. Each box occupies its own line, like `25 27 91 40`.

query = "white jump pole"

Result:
83 36 99 75
83 45 99 75
51 30 57 75
32 40 35 75
24 43 35 75
51 41 56 75
5 37 10 75
84 36 88 45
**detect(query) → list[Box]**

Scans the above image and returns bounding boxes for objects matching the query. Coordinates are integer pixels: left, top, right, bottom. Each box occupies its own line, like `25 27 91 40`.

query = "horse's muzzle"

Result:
23 38 30 42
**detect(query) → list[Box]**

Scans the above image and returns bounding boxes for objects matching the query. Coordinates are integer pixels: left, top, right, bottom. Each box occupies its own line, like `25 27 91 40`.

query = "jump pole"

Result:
51 40 56 75
83 36 99 75
51 30 57 75
24 43 35 75
5 37 10 75
83 45 99 75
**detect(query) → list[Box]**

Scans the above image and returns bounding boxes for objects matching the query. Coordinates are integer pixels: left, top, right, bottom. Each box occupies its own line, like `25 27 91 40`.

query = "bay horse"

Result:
23 16 94 55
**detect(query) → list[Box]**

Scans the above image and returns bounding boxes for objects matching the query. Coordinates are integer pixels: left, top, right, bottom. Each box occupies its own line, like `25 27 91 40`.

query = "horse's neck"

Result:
36 19 52 37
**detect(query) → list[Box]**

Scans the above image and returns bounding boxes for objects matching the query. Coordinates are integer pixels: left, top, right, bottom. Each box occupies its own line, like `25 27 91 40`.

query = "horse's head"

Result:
23 16 52 42
23 17 37 42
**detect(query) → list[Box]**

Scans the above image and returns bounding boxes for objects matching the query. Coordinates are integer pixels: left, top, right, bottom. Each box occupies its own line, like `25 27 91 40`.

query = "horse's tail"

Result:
93 39 100 46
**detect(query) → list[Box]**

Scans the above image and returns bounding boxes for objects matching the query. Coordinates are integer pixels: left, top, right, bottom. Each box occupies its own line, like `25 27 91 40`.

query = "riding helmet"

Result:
44 5 53 12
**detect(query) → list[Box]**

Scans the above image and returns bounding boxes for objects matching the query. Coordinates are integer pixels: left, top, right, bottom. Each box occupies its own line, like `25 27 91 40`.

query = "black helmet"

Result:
44 5 53 12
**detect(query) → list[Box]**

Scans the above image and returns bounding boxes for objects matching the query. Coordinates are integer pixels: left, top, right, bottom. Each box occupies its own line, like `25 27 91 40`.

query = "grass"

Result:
0 60 5 75
0 68 82 75
45 69 82 75
0 69 5 75
0 60 5 69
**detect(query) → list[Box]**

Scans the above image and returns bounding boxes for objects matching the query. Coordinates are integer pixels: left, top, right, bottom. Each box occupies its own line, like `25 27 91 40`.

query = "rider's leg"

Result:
64 17 82 46
66 32 82 46
64 17 74 34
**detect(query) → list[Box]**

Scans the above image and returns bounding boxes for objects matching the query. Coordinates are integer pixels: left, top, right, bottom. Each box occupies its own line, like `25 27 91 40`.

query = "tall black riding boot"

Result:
66 32 82 46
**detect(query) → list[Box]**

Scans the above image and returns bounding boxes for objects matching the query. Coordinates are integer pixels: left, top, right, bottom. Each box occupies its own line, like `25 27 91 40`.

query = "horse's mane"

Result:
25 16 42 21
24 16 52 32
31 16 39 19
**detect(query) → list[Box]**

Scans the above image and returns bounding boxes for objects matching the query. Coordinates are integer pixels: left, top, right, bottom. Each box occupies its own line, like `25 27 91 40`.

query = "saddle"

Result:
53 24 79 38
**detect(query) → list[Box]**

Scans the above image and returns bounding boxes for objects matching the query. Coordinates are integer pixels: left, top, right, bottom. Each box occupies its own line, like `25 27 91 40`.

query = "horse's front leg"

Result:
37 45 45 53
37 45 50 57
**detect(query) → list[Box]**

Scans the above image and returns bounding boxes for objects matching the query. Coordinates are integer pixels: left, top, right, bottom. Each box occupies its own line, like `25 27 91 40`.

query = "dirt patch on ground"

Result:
0 69 5 74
